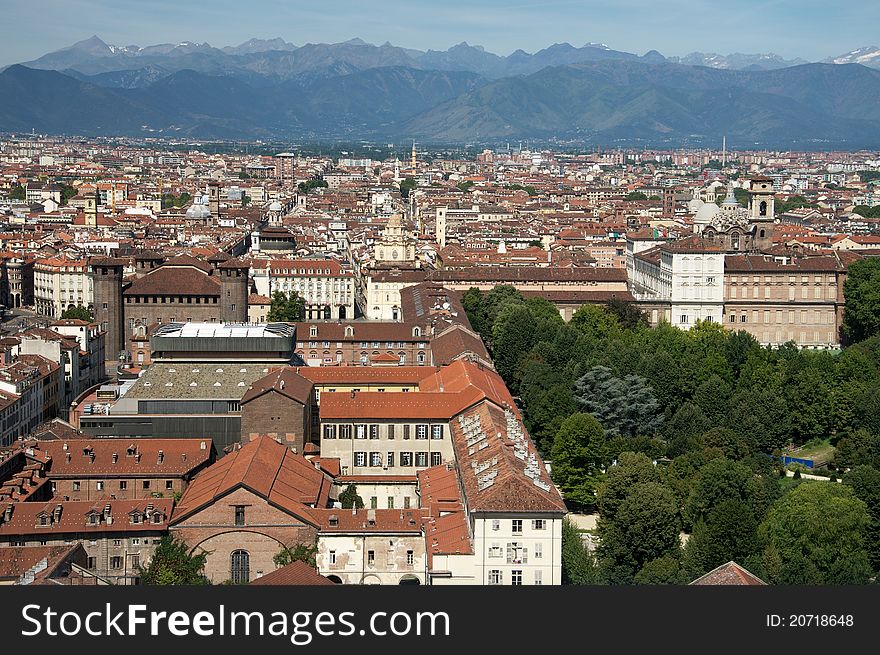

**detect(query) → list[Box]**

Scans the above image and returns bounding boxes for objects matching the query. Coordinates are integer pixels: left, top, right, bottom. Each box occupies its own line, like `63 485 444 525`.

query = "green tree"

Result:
570 304 621 340
634 555 689 585
9 184 25 201
843 258 880 345
605 297 647 330
596 452 661 522
834 428 880 469
843 465 880 571
298 178 328 194
561 516 597 584
550 413 609 511
625 191 648 201
663 402 712 457
399 177 417 198
266 290 305 322
575 366 663 437
683 499 759 578
139 535 209 585
241 194 251 208
757 482 872 584
596 481 681 582
60 304 93 321
456 180 475 193
59 184 78 206
274 542 318 568
339 484 364 509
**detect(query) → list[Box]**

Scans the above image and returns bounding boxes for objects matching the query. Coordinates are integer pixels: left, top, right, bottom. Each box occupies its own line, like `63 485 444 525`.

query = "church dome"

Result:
687 198 704 213
268 201 283 212
185 194 211 219
694 201 720 224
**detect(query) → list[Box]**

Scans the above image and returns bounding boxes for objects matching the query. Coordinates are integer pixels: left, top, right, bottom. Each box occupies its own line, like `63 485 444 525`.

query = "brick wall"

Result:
240 392 308 453
171 486 317 584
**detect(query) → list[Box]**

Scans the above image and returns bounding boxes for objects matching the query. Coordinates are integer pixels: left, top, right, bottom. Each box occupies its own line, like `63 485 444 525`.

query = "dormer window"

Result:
412 327 421 337
309 326 318 337
131 513 142 524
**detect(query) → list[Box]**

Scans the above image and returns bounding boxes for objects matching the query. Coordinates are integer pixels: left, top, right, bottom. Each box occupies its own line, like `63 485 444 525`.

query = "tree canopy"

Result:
266 290 305 322
139 535 209 585
60 304 93 322
843 258 880 345
339 484 364 509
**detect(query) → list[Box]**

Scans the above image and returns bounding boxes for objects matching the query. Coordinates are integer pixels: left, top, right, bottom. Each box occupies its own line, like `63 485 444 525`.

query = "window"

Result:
110 556 123 570
368 550 375 566
369 424 379 439
387 424 395 439
387 496 395 509
234 506 245 526
143 480 150 490
118 480 127 490
370 452 382 467
403 425 411 440
492 519 500 531
489 544 502 558
400 452 413 467
403 497 411 509
355 424 367 439
152 513 162 524
324 424 337 440
338 425 352 439
131 538 140 546
87 557 96 570
416 424 428 440
355 452 367 467
431 425 443 440
533 519 546 530
231 550 250 584
534 570 543 585
96 481 104 491
329 550 337 565
131 513 142 524
431 452 442 467
729 314 736 323
406 550 414 566
370 496 378 509
511 570 523 586
73 481 81 491
512 519 523 534
489 570 502 585
680 314 688 324
740 315 747 323
415 452 428 467
387 452 395 467
535 542 543 559
507 542 527 564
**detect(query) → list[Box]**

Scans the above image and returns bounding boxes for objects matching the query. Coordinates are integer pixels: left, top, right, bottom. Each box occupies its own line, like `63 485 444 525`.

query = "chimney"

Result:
3 504 12 523
112 453 118 464
181 453 187 463
157 450 164 465
135 452 141 464
53 504 62 522
200 441 206 451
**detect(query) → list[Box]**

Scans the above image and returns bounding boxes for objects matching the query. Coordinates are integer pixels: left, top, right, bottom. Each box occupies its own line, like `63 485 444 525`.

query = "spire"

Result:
411 141 417 171
722 184 738 207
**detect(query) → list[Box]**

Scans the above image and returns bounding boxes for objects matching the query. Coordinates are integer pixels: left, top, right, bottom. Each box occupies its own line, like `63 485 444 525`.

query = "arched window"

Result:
759 201 767 216
412 326 421 337
231 550 250 584
345 326 354 337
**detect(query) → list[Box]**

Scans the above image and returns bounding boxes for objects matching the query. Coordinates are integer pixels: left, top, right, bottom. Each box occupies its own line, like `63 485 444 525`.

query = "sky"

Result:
2 0 879 65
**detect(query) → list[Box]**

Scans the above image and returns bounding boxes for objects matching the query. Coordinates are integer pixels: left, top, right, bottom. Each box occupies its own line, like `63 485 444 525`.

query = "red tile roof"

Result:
171 436 332 526
689 561 766 585
250 560 335 585
0 499 173 537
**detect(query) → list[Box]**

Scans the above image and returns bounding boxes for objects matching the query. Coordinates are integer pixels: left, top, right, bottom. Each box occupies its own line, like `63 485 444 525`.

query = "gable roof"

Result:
171 436 331 526
250 560 334 586
689 561 767 585
240 367 314 405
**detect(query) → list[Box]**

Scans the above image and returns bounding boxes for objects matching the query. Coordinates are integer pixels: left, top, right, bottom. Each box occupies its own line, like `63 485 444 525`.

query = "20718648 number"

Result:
766 614 854 627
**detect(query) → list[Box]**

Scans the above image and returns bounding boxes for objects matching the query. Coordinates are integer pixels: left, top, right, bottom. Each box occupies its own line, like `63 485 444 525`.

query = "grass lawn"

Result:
785 437 835 466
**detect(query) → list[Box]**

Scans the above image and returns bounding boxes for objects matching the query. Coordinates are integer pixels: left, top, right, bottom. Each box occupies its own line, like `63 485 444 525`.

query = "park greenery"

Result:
60 304 94 321
399 177 417 198
266 290 305 322
297 178 328 194
462 285 880 584
139 535 209 585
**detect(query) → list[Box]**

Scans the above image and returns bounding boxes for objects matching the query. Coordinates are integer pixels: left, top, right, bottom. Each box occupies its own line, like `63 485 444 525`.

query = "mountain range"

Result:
2 36 880 147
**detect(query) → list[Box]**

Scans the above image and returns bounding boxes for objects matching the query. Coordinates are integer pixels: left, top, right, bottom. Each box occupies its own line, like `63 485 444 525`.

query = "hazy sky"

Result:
3 0 878 65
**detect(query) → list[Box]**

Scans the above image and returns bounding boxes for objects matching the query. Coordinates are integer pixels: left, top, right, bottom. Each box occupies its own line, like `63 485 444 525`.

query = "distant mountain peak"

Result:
343 38 369 46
